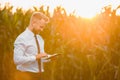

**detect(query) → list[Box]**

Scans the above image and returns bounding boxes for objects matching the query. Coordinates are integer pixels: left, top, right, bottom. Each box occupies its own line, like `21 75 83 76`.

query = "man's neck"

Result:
28 25 36 34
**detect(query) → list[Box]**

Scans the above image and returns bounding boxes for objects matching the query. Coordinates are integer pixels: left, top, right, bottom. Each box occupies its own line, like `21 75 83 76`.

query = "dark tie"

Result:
34 34 41 72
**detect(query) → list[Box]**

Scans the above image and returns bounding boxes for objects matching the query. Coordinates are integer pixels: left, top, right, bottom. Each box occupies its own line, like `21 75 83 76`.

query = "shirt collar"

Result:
26 27 34 37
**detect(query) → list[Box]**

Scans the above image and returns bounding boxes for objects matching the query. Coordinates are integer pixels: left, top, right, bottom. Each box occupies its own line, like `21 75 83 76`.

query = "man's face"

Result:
33 19 46 33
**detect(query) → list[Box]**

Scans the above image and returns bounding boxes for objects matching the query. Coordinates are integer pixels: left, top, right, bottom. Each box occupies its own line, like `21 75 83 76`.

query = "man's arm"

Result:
14 38 36 65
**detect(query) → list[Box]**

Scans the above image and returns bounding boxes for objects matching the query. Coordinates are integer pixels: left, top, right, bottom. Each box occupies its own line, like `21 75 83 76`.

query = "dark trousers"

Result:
14 70 42 80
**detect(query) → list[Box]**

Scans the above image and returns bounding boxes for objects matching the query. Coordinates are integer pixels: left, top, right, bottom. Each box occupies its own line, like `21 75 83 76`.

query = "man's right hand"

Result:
36 53 48 60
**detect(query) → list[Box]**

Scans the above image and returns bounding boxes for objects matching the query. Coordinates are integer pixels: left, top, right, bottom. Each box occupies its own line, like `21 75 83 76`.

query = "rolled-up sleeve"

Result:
14 38 36 65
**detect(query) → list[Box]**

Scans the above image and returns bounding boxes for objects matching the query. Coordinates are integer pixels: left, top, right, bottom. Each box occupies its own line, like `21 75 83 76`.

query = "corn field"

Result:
0 4 120 80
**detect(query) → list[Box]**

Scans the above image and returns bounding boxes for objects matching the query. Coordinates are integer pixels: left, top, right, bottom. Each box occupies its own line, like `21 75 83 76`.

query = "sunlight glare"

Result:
75 0 99 18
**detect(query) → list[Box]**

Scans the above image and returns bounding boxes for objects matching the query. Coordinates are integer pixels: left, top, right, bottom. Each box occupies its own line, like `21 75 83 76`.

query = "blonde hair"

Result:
30 12 49 24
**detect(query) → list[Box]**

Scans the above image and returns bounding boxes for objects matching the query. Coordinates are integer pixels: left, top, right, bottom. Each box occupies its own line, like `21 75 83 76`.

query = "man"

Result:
14 12 50 80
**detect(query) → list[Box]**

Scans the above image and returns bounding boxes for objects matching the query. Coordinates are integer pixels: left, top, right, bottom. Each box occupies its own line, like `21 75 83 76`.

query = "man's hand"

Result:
36 53 48 60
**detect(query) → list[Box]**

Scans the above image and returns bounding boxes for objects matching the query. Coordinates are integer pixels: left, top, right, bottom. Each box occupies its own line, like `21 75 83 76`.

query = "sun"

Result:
75 1 99 18
70 0 100 18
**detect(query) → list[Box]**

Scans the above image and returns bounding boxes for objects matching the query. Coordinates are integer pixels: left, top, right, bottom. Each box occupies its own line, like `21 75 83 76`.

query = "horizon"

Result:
0 0 120 18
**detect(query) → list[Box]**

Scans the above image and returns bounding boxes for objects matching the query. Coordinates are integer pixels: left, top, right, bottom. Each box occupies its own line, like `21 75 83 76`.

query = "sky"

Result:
0 0 120 18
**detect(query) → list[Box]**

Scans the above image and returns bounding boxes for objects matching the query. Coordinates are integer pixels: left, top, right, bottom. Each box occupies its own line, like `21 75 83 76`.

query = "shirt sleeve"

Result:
14 37 36 65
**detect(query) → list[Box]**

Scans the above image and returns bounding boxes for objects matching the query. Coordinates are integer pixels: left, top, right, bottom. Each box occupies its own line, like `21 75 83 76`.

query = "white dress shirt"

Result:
14 28 47 73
